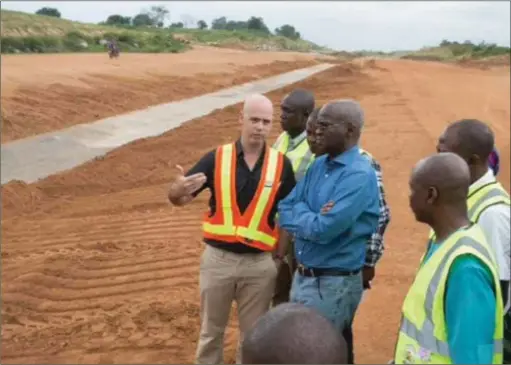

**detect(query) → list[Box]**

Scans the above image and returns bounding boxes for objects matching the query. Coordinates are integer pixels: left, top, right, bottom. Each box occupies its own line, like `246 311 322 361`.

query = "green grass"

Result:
397 43 510 62
0 9 331 54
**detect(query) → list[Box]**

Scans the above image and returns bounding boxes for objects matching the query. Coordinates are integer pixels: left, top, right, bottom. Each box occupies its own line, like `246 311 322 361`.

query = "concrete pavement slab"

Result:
1 63 334 184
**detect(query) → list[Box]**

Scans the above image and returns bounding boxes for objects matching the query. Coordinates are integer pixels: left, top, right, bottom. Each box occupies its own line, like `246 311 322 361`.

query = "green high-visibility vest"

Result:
394 224 504 364
273 132 314 182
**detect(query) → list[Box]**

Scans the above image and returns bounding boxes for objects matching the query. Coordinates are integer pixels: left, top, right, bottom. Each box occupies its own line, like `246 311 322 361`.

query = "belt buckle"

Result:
297 264 314 277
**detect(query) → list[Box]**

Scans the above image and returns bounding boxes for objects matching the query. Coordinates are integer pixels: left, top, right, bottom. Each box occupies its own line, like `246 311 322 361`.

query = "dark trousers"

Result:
342 325 355 364
272 259 296 306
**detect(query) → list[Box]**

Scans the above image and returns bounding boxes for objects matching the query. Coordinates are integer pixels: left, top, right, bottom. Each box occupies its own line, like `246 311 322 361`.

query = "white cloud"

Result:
2 0 509 51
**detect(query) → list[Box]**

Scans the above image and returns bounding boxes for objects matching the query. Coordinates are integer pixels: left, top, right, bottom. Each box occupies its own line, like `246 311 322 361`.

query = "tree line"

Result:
34 6 302 40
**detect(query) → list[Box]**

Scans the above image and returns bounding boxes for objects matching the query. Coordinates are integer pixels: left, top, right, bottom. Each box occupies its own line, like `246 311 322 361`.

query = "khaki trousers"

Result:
195 244 278 364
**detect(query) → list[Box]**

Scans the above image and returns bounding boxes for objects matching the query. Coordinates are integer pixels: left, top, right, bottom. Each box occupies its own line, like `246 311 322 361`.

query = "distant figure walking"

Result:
107 39 119 59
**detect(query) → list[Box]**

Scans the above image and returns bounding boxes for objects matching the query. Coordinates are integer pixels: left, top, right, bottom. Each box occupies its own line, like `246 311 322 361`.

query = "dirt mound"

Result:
1 180 48 216
1 59 318 143
457 54 511 70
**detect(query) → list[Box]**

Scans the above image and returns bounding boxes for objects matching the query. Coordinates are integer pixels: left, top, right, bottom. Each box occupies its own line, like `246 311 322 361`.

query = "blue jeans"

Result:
290 271 364 333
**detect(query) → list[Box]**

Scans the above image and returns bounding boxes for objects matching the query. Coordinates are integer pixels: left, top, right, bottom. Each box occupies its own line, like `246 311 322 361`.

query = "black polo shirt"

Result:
186 139 296 254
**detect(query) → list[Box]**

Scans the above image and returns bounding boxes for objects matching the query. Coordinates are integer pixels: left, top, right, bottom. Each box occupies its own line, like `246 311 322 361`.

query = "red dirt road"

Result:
1 60 509 364
1 47 322 143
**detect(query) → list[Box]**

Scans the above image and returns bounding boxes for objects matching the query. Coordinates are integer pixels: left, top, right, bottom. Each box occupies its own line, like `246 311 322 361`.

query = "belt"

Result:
296 264 361 278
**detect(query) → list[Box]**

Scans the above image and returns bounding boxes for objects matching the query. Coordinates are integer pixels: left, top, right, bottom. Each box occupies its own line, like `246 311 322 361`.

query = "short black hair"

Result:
446 119 495 161
241 303 347 364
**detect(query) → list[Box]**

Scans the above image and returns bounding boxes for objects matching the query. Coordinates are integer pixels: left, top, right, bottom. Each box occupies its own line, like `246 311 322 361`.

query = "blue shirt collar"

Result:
326 144 360 165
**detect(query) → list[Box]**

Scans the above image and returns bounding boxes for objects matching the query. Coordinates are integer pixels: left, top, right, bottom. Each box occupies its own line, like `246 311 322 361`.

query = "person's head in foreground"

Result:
305 106 323 156
240 93 274 148
241 303 348 364
409 152 470 226
280 89 315 137
316 99 364 157
436 118 495 184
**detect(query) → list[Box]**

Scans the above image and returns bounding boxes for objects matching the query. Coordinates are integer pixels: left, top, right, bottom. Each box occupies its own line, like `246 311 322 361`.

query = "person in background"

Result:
393 152 503 364
272 89 316 307
305 105 391 364
437 119 510 363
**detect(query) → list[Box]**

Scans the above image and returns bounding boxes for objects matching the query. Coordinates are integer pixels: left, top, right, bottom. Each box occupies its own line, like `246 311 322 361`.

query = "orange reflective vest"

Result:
202 143 285 251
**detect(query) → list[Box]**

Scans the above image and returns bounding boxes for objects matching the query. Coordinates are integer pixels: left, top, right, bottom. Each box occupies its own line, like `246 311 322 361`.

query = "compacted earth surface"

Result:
1 52 509 364
1 46 323 143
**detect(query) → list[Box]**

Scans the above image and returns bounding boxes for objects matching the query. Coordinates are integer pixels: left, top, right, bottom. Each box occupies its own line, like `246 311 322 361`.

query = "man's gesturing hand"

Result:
173 164 207 196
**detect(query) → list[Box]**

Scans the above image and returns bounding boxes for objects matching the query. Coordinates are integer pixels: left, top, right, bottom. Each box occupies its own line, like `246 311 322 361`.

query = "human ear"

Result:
426 186 438 204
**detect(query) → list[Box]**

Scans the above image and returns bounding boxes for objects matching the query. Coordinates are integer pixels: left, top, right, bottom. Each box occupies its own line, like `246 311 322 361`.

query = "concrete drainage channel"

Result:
1 63 334 185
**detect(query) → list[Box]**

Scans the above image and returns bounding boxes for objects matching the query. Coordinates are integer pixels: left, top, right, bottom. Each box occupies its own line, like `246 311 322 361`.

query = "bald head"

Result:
241 303 347 364
316 99 365 156
241 93 274 146
320 99 365 130
243 93 273 117
412 152 470 200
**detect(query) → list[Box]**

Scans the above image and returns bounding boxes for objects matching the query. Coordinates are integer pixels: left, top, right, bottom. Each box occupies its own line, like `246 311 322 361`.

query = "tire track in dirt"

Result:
2 61 509 364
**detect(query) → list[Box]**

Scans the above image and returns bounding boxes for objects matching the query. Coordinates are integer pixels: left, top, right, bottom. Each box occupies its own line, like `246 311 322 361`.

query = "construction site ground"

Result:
1 47 510 364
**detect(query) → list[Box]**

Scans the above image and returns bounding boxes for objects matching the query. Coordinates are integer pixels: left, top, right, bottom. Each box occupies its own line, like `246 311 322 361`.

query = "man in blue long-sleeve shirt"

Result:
278 99 380 334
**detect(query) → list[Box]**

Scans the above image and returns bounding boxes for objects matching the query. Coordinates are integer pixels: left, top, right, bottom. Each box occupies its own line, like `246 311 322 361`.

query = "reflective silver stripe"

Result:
468 188 509 219
400 317 450 356
295 149 313 182
400 235 502 356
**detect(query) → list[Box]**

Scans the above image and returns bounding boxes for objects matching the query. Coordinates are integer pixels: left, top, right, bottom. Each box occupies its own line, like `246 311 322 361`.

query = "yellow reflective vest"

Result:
394 224 504 364
273 132 314 182
202 143 285 251
428 178 510 241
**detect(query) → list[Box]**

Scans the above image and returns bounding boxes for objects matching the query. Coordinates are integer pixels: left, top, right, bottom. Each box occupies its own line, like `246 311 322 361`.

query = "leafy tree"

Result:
197 20 208 30
35 7 61 18
170 22 184 28
246 16 270 33
225 20 248 30
132 13 154 27
105 14 131 26
275 24 301 40
147 5 169 27
211 16 227 30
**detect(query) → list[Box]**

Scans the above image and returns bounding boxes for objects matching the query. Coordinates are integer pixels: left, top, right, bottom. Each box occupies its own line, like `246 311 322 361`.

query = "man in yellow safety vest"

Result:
168 93 296 364
272 88 316 306
393 152 503 364
436 118 510 363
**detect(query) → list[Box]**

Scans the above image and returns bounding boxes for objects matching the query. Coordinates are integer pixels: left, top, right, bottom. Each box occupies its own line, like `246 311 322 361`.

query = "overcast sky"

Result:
2 1 510 52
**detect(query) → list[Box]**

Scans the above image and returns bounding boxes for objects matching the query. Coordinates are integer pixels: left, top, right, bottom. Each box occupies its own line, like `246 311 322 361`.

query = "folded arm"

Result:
289 169 375 244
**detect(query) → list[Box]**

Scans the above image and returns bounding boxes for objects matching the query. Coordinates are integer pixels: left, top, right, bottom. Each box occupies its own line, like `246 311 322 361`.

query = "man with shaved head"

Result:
241 303 348 364
272 88 316 307
168 93 296 364
278 99 380 359
393 152 504 364
437 118 510 362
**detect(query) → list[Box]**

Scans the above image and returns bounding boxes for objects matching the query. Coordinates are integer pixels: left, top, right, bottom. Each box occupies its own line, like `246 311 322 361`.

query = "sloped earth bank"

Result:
1 47 323 143
2 60 509 364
